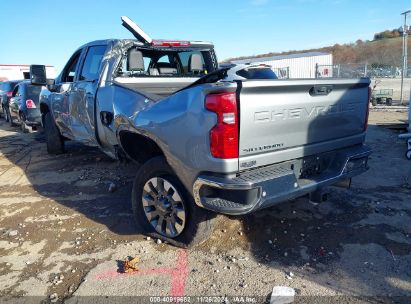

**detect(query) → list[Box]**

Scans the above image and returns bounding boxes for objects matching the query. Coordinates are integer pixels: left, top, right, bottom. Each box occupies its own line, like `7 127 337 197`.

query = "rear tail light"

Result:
6 91 12 97
364 86 371 131
205 92 239 159
151 40 191 47
26 99 36 109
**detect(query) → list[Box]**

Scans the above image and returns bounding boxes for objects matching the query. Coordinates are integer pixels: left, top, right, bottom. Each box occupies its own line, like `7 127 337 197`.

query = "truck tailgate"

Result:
238 78 370 170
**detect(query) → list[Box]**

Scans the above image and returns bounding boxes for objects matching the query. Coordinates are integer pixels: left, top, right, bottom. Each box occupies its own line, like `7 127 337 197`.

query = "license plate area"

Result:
299 154 332 179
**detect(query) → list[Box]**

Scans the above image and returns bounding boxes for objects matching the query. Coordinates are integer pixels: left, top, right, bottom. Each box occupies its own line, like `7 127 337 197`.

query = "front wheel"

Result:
131 156 216 248
386 98 392 106
44 112 65 154
406 149 411 160
2 106 9 122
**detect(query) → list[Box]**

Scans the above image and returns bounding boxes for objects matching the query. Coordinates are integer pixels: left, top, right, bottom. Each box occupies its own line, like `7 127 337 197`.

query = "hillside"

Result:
224 37 411 67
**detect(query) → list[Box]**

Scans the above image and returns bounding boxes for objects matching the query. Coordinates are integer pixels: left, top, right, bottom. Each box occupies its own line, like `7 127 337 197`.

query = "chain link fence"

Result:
315 64 403 79
315 64 410 104
264 63 410 103
272 67 290 79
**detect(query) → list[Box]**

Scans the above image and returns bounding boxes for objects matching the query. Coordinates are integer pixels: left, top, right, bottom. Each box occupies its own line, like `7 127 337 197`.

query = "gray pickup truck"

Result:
30 17 372 247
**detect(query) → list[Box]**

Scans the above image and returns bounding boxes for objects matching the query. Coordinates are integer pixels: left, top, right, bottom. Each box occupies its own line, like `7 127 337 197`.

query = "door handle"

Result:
310 85 333 96
100 111 113 126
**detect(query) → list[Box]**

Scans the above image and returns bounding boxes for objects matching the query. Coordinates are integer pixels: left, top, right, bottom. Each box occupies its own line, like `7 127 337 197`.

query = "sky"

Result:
1 0 410 72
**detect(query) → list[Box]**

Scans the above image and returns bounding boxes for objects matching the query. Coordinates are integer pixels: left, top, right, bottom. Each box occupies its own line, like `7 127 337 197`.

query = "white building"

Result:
231 52 333 79
0 64 56 81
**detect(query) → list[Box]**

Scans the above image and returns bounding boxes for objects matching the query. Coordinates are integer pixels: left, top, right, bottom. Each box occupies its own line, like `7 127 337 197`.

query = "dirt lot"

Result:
0 110 410 303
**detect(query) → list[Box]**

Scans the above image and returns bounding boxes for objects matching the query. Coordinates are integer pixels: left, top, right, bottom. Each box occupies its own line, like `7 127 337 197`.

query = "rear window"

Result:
26 85 42 100
236 68 278 79
178 51 205 74
117 48 217 78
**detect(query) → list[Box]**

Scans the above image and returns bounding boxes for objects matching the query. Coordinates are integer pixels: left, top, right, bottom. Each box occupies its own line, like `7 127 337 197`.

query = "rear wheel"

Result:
20 120 33 133
386 98 392 106
44 112 65 154
371 98 377 106
6 107 15 127
406 149 411 160
132 156 215 248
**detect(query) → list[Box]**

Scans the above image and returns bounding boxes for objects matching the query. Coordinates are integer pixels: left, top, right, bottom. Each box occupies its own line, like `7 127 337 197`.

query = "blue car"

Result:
0 80 21 120
8 80 42 132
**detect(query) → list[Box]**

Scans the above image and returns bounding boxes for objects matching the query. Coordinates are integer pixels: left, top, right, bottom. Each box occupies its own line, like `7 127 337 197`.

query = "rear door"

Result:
68 45 107 144
238 78 370 169
51 49 83 138
9 84 21 120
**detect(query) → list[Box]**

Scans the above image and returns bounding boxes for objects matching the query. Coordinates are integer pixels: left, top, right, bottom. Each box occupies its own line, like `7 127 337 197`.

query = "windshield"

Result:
116 48 217 78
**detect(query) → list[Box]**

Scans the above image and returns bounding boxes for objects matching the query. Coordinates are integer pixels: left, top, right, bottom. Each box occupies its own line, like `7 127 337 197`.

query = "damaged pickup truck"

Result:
30 17 372 247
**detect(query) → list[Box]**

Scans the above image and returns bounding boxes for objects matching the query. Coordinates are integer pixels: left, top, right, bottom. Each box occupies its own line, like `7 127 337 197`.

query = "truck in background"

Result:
0 64 56 82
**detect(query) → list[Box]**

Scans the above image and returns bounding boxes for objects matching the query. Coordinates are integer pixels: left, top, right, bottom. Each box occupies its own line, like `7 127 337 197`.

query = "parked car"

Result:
30 16 372 247
8 80 42 132
222 63 278 81
0 80 21 120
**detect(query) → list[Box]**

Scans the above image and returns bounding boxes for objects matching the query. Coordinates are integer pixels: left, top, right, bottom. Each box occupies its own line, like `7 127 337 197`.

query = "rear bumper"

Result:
193 144 372 215
23 109 41 126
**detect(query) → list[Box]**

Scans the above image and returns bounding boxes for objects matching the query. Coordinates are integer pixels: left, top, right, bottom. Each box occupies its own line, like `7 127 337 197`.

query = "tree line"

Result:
224 29 411 67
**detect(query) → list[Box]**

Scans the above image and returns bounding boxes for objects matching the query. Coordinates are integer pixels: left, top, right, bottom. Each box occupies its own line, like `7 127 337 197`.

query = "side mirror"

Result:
46 79 58 92
30 65 47 86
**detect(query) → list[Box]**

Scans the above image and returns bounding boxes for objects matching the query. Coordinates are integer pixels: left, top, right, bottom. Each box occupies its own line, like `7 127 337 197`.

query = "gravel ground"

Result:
0 110 410 304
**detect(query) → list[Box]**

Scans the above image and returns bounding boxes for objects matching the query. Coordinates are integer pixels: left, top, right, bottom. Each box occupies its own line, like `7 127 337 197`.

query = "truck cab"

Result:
40 35 218 155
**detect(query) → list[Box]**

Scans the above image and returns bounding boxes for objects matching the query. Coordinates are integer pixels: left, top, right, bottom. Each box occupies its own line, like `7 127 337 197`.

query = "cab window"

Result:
117 48 215 77
61 51 82 83
178 51 205 74
80 45 107 81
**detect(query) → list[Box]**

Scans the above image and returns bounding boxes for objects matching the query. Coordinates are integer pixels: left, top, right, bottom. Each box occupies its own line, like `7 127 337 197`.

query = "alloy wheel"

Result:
142 177 186 238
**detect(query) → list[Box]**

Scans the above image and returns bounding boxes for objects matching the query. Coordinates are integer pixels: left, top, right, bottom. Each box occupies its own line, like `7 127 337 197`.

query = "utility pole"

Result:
400 10 411 105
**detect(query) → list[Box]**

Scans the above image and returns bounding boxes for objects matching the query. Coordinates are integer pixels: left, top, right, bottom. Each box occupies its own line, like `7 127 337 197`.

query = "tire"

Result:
21 120 32 133
406 149 411 160
44 112 65 154
371 98 377 106
6 107 15 127
4 106 9 122
376 97 382 104
386 98 392 106
131 156 216 248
